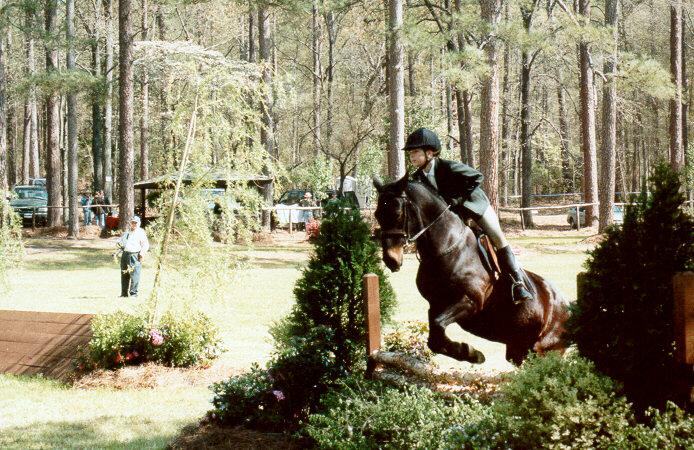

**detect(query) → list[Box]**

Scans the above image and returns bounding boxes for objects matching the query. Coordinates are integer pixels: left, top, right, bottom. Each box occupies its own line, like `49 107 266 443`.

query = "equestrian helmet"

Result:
403 128 441 154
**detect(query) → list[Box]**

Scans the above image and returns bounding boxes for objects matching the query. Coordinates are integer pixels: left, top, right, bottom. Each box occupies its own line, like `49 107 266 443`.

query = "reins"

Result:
380 191 451 244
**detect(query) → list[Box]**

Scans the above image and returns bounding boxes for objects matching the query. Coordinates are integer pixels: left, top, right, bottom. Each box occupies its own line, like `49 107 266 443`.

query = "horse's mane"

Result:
405 180 448 209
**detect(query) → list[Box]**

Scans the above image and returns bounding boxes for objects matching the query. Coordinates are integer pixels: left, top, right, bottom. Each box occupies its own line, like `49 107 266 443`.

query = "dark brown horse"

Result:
373 175 569 364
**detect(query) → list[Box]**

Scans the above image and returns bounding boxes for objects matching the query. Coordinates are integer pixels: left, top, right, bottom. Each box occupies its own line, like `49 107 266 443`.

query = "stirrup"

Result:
511 280 532 305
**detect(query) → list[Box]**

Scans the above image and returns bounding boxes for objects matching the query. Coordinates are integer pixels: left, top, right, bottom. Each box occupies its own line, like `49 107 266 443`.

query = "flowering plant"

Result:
305 219 320 238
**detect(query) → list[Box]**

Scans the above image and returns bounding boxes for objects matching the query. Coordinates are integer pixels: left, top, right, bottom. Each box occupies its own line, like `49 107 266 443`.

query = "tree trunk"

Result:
682 15 689 181
45 0 61 226
324 10 336 151
23 9 39 184
455 88 467 163
598 0 618 232
259 4 275 229
0 14 6 193
463 90 474 165
140 0 149 181
557 71 572 192
387 0 405 179
669 1 684 171
118 0 135 228
478 0 502 210
578 0 597 226
67 0 78 237
103 0 114 201
91 4 103 192
520 52 533 227
519 4 536 228
500 15 510 206
312 0 321 157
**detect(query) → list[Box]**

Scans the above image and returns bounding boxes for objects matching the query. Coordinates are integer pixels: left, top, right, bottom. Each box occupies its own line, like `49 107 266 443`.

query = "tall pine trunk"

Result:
259 4 275 229
103 0 114 200
91 4 103 192
387 0 405 179
118 0 135 228
45 0 62 226
67 0 79 237
578 0 598 226
478 0 502 210
598 0 618 232
669 0 684 170
140 0 149 181
312 0 321 157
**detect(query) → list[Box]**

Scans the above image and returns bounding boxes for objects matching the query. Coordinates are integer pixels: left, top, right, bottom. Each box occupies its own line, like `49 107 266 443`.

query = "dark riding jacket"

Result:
412 158 490 221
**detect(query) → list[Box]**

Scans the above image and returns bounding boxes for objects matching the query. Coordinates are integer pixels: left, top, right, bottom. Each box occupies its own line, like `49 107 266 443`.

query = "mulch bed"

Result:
168 423 308 450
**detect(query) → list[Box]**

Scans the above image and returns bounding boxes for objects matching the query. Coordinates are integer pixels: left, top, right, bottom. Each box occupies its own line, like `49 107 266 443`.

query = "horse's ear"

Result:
372 176 384 192
394 173 409 193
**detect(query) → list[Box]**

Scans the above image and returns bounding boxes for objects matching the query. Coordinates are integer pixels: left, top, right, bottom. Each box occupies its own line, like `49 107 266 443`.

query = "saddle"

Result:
477 234 501 280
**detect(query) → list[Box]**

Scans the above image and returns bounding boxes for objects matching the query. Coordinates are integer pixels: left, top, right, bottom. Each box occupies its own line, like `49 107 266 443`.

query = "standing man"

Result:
116 215 149 297
403 127 532 304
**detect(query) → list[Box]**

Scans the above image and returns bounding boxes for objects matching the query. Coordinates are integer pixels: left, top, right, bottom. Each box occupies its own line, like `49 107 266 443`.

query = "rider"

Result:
403 127 533 304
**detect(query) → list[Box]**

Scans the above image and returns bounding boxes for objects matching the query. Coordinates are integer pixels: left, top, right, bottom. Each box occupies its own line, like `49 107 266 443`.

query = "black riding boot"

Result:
497 246 533 304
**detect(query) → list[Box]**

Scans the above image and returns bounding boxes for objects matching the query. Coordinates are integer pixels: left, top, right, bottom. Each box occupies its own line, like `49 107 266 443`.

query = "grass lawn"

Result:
0 228 592 449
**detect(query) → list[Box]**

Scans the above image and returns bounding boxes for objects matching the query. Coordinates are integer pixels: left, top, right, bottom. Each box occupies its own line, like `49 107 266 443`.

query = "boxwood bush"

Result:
87 309 223 369
306 379 486 449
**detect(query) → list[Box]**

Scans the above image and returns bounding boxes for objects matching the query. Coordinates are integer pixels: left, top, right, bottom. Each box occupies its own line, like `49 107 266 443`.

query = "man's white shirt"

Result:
118 227 150 254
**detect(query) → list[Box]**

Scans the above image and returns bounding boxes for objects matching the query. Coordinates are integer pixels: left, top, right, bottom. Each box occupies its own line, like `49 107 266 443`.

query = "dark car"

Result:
277 189 312 205
10 185 48 226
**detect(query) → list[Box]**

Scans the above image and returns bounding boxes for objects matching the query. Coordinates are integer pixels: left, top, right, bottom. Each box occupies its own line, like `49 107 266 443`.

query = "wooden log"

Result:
369 350 470 385
673 272 694 365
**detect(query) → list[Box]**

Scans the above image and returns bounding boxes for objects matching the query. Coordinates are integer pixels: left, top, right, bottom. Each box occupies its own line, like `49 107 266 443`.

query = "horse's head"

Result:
373 174 410 272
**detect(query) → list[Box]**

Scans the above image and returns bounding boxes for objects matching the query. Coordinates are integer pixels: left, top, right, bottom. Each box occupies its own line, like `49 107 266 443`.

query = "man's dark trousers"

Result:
120 251 141 296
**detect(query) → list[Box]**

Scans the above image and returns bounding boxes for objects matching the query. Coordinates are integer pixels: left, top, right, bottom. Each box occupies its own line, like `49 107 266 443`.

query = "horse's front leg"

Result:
427 300 485 364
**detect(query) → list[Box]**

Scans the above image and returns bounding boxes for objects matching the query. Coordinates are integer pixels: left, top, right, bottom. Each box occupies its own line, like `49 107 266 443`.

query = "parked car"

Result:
10 185 48 226
277 189 312 206
567 204 624 228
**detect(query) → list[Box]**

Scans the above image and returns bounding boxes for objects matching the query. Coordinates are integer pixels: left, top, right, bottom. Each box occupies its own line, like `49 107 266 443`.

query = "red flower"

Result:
114 352 123 364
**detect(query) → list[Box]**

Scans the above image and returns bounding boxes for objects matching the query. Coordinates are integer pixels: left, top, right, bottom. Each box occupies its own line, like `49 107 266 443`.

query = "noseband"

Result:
380 194 451 244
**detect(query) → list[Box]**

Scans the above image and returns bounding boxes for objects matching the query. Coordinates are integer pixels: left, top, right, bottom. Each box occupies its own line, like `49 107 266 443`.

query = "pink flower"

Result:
150 329 164 346
272 390 285 401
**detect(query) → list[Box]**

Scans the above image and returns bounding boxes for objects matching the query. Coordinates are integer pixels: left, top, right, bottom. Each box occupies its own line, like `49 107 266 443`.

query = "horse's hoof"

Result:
468 349 486 364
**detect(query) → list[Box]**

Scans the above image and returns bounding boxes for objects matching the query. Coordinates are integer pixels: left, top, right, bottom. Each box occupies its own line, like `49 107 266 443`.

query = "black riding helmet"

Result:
402 128 441 155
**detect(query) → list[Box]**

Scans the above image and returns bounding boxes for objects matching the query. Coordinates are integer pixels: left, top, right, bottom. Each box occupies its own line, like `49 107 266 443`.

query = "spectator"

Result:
92 191 105 227
116 216 149 297
81 193 92 226
299 192 316 230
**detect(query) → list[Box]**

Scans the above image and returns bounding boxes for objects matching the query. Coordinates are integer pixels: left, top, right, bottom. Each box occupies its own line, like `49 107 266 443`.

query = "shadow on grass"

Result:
23 246 115 271
0 418 176 449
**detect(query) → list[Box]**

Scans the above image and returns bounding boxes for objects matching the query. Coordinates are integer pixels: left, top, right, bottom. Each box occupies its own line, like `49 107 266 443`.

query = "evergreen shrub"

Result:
87 309 223 369
306 379 484 449
566 163 694 409
210 200 396 431
446 353 635 449
279 199 396 370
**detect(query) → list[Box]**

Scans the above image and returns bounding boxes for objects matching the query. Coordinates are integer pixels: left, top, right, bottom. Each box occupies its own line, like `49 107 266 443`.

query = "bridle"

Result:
379 193 451 244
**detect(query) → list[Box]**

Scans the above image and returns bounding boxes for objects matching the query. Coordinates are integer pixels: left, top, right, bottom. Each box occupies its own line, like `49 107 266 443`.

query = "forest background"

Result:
0 0 690 235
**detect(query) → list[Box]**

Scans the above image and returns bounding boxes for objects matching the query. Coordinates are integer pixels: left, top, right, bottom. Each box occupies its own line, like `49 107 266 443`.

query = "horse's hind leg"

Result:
427 303 485 364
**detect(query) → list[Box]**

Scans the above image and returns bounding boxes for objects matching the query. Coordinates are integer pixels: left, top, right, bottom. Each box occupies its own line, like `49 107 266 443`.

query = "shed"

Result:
133 170 272 222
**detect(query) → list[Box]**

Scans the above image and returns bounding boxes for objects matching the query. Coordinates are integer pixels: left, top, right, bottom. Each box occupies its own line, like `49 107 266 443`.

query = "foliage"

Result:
628 403 694 448
0 194 23 294
446 352 635 450
306 378 484 450
210 326 344 431
145 183 250 315
87 309 223 370
566 163 694 409
280 200 396 370
382 320 435 364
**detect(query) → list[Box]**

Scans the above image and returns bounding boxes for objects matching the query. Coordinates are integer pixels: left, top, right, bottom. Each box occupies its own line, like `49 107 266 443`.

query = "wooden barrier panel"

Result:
0 310 93 378
673 272 694 365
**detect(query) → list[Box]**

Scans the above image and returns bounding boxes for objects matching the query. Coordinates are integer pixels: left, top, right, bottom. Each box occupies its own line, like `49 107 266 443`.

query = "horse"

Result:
373 175 569 365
